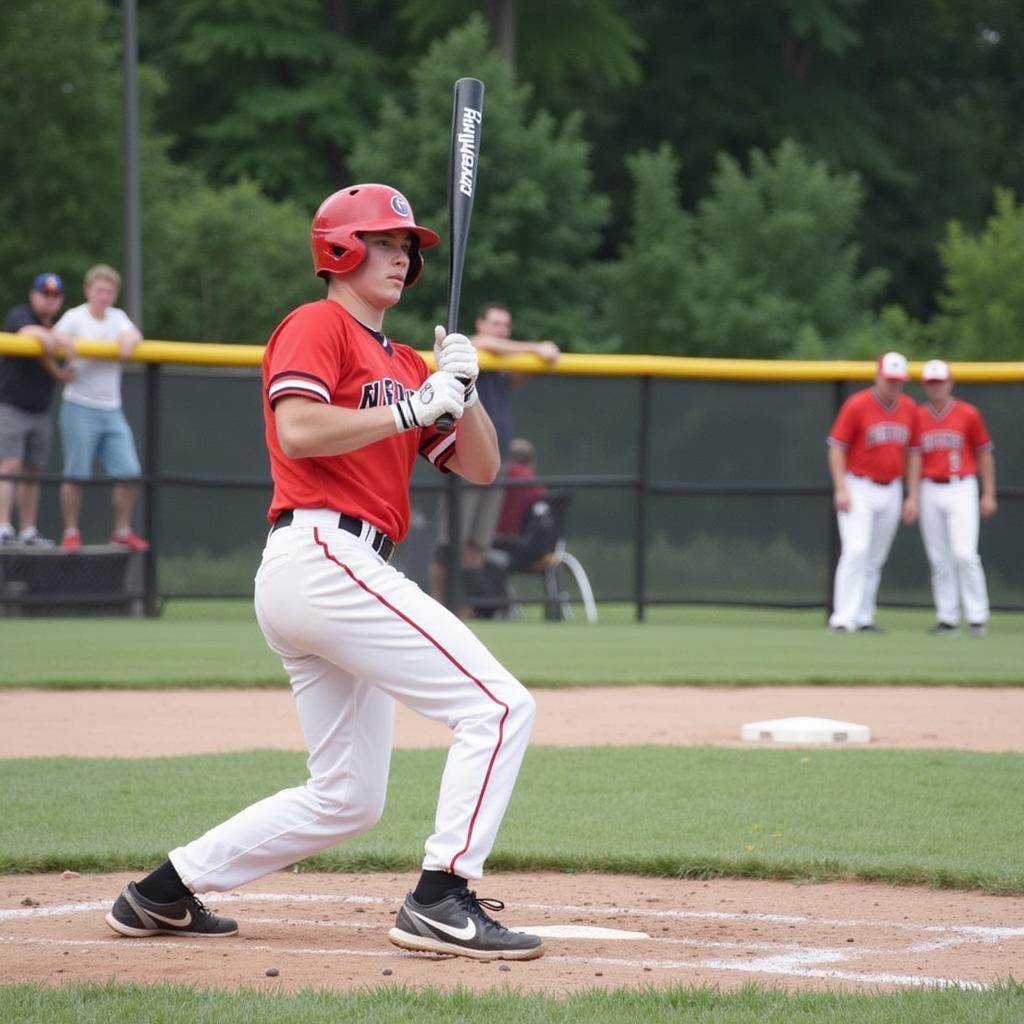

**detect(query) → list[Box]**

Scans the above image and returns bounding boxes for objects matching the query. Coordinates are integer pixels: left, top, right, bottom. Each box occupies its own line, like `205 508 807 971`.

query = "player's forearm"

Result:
978 451 996 499
448 403 500 484
904 451 921 501
827 445 847 489
275 399 398 458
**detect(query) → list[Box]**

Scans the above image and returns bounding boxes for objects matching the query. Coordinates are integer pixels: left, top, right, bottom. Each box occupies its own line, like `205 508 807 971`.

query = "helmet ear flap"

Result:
405 242 423 286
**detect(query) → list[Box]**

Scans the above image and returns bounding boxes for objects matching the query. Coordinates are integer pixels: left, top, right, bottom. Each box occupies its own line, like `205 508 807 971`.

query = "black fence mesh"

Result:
2 364 1021 614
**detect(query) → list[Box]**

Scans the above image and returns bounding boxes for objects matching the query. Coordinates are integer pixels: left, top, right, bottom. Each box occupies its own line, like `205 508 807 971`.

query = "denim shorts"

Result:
59 400 142 479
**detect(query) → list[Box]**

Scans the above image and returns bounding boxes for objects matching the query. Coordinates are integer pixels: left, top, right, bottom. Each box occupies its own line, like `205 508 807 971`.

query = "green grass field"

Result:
2 981 1023 1024
0 603 1020 687
4 746 1023 892
3 600 1021 1019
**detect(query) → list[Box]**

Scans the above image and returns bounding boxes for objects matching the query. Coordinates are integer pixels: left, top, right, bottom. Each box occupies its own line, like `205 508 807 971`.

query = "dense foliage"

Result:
2 0 1022 357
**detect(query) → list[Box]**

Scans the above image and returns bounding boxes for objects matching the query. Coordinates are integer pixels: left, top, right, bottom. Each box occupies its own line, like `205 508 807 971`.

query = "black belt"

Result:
272 510 397 563
928 476 973 485
852 473 896 486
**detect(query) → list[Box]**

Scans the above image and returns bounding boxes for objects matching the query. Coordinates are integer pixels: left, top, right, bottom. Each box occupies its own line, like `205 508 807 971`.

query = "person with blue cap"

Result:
0 273 74 545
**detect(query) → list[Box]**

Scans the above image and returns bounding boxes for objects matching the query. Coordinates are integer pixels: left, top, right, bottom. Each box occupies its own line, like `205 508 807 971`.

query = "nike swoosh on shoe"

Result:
147 909 192 928
408 908 476 941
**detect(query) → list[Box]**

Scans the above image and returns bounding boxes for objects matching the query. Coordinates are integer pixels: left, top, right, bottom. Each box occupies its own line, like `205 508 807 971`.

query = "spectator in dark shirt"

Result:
0 274 73 546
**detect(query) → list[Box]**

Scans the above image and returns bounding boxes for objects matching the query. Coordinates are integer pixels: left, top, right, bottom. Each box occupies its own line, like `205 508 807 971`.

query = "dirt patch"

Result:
3 685 1024 758
3 686 1023 994
4 870 1023 994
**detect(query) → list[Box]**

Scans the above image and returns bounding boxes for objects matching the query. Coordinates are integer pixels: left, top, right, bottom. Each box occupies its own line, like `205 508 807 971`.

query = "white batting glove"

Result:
391 372 465 431
434 325 480 406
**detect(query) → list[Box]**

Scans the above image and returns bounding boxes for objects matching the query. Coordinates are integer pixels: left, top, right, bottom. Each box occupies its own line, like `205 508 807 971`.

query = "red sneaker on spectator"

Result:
61 530 82 552
111 530 149 552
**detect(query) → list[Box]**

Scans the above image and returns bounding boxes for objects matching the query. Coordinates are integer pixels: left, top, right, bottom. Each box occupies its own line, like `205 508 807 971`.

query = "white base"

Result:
741 716 871 744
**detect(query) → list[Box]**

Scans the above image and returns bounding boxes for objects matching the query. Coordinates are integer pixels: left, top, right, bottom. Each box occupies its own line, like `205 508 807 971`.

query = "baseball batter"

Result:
826 351 920 633
105 184 544 961
911 359 997 637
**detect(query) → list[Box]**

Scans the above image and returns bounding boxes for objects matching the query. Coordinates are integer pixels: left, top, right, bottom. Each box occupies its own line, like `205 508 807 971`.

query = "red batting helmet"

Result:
310 184 440 286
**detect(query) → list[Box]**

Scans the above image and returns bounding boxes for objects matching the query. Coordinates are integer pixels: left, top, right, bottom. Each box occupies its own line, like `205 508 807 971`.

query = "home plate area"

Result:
3 872 1023 993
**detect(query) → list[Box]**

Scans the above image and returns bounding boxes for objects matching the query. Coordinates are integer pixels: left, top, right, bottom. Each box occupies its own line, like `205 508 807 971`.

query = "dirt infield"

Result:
4 684 1024 757
3 685 1023 993
5 870 1023 993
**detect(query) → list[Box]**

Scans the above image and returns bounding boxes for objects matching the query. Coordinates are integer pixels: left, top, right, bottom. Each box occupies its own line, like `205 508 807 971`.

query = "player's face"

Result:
923 379 953 403
350 230 413 310
476 307 511 338
875 375 903 401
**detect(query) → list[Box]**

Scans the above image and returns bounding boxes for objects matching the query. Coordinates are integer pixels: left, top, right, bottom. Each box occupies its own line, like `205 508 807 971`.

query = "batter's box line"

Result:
0 935 986 991
5 893 1024 945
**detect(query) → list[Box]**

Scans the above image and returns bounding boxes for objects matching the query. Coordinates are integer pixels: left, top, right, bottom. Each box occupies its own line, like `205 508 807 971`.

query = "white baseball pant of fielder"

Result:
829 472 903 631
918 477 990 626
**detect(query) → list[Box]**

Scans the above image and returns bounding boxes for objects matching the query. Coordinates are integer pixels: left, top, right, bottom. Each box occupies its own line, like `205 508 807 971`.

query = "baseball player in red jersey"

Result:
909 359 997 637
104 184 544 961
826 352 920 633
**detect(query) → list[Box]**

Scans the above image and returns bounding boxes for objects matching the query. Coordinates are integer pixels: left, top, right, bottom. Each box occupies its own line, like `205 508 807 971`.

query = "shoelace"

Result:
455 889 508 931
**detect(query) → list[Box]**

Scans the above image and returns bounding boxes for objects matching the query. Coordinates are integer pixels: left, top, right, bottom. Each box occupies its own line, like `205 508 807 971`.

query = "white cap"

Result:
876 351 909 381
922 358 952 382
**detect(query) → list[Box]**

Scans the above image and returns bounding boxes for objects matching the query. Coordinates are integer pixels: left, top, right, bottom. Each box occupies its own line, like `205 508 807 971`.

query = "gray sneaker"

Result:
927 622 960 636
17 527 54 547
389 888 544 960
106 881 238 937
0 524 16 545
968 623 988 637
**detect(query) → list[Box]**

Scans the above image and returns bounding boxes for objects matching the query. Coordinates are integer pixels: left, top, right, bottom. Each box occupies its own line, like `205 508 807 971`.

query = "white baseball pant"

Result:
170 508 536 893
918 476 989 626
829 473 902 630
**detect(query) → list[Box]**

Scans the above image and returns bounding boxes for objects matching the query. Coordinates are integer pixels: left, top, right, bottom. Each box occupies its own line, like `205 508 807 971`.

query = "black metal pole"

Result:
634 376 652 622
122 0 153 613
825 378 844 622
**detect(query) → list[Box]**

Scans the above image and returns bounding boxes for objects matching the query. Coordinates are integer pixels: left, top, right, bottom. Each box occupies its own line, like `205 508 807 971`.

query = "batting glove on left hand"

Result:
434 325 479 407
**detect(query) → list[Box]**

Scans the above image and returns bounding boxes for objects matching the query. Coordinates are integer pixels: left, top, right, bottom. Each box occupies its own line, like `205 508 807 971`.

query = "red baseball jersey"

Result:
262 300 456 539
916 399 993 479
827 387 919 482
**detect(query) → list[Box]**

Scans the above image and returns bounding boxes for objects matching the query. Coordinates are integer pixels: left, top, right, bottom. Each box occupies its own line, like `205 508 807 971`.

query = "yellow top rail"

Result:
2 332 1023 382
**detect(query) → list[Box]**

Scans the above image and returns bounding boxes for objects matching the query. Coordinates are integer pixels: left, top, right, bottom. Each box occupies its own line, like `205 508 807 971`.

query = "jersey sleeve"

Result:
419 427 458 473
905 396 921 449
266 307 342 408
827 395 858 448
967 405 994 453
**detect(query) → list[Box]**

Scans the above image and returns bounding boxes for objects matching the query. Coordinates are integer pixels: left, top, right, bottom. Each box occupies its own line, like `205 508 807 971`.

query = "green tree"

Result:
931 188 1024 360
0 0 128 309
143 180 320 345
398 0 642 110
601 140 886 357
135 0 386 212
348 16 609 349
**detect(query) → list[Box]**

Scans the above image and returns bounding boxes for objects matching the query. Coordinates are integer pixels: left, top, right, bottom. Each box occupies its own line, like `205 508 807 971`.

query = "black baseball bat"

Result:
435 76 485 433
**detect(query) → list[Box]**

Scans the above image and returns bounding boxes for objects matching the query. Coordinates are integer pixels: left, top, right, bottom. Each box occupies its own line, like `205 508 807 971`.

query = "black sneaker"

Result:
927 622 960 636
106 881 238 937
968 623 988 637
388 888 544 960
857 624 886 634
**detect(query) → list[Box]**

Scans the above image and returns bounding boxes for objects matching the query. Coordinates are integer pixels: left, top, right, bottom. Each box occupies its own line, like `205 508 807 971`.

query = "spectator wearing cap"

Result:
0 273 75 546
908 359 996 637
52 264 148 552
825 351 920 633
